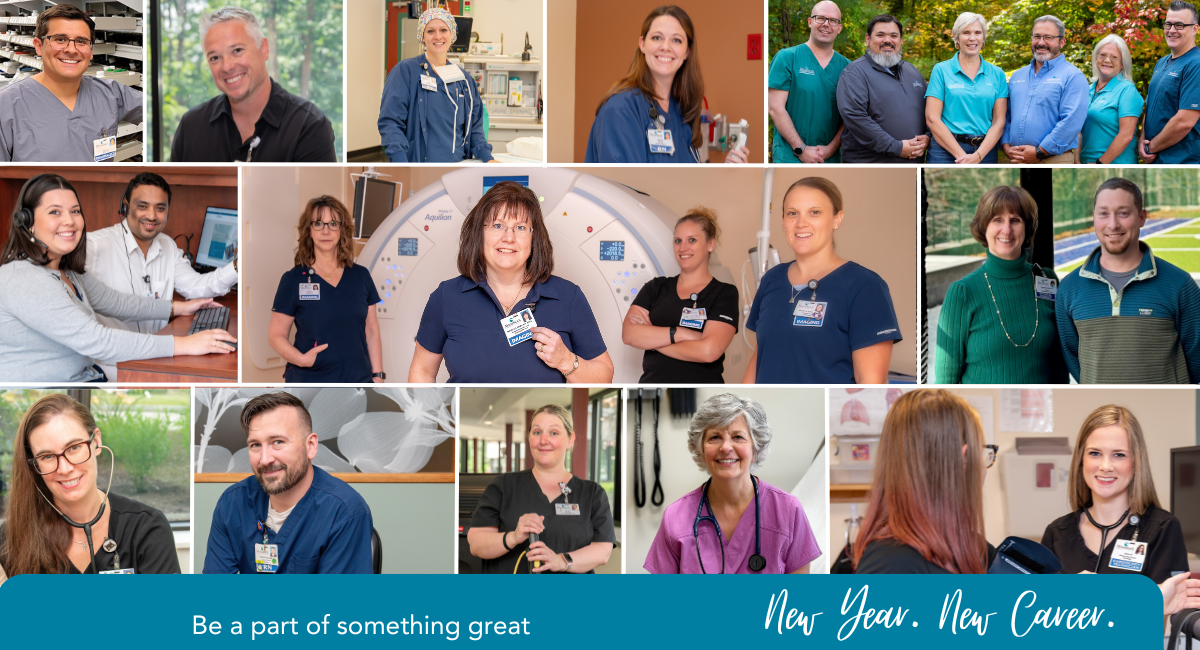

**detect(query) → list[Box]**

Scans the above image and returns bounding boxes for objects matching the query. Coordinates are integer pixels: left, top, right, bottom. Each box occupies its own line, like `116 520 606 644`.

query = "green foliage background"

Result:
158 0 344 161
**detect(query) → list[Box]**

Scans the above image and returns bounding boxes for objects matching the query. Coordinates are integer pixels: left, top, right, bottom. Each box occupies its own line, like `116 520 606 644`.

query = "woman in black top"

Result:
621 207 738 383
0 394 179 579
467 404 615 573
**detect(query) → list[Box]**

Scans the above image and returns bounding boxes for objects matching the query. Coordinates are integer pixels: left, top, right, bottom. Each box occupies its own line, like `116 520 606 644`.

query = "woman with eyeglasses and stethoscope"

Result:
377 7 496 163
0 394 179 581
644 393 820 574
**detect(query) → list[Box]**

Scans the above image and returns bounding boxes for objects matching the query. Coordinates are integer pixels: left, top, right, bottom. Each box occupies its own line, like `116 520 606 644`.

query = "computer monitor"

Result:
353 177 398 239
451 16 473 53
195 207 238 268
1171 445 1200 554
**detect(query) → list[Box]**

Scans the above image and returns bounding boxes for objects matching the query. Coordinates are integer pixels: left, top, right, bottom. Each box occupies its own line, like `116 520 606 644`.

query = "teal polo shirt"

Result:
925 54 1009 136
1081 76 1144 163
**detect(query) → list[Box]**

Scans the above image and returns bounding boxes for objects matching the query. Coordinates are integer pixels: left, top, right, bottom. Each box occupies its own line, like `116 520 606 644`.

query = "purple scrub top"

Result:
643 478 821 574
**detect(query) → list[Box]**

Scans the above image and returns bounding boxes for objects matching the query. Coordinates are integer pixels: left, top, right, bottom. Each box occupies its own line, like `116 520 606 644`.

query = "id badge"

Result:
793 300 828 327
1108 540 1148 572
500 307 537 346
648 129 675 154
255 543 280 573
1035 276 1057 301
680 307 707 330
555 503 581 516
93 136 116 162
299 283 320 300
420 74 438 91
100 568 135 574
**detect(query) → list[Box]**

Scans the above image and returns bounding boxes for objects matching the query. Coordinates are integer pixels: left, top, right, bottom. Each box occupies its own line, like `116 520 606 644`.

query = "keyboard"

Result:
187 306 230 336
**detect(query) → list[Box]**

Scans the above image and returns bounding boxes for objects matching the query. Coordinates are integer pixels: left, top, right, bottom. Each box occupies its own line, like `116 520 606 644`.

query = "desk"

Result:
117 294 238 383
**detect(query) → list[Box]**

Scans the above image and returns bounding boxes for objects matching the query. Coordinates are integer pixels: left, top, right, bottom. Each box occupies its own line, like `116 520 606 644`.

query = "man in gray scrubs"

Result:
0 4 142 162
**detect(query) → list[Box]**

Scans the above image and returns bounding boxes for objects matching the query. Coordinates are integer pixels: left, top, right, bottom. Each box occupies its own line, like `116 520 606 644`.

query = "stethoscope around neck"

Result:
693 474 765 573
34 441 116 575
1082 506 1140 574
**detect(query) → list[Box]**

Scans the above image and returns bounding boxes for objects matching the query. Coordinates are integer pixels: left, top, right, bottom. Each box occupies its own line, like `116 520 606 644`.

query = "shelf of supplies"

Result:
113 137 140 161
830 484 871 503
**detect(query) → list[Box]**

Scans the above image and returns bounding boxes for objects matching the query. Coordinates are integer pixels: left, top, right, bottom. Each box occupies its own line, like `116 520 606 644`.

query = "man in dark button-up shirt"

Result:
836 14 929 163
170 7 336 162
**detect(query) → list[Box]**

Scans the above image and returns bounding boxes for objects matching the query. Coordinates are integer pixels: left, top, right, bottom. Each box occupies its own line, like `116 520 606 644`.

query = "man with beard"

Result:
768 1 849 163
204 392 374 573
170 7 335 162
1056 178 1200 383
836 15 929 163
1000 16 1089 164
1140 1 1200 163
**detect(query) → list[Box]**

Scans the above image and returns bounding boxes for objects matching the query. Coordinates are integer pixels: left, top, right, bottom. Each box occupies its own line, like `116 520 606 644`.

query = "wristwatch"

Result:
669 325 677 343
562 552 573 572
1035 147 1049 161
793 144 807 157
562 354 580 377
372 371 386 380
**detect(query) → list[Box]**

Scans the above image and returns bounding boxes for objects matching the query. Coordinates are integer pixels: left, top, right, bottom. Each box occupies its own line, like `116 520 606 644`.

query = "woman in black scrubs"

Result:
0 394 179 578
268 196 385 383
621 207 738 383
467 405 615 573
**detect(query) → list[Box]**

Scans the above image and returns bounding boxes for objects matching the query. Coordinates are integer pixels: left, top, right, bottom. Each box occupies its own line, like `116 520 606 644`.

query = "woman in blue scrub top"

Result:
924 13 1008 164
377 7 495 163
268 196 384 384
409 181 614 383
742 177 901 384
584 5 749 164
1080 35 1144 164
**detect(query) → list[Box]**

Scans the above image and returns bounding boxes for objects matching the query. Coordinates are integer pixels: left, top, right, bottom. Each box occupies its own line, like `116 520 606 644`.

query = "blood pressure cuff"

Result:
988 537 1062 575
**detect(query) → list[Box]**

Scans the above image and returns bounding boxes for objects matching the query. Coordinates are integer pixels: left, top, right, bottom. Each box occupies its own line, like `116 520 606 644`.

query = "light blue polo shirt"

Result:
925 54 1009 136
1080 76 1144 163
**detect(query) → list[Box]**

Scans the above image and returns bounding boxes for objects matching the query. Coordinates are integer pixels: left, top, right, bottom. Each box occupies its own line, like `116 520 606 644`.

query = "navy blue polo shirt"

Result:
416 274 607 383
746 261 902 384
271 264 380 383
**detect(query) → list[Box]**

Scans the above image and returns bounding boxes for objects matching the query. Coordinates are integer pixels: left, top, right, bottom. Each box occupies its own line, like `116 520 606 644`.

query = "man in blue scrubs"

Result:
1141 1 1200 163
204 392 373 574
1001 15 1089 164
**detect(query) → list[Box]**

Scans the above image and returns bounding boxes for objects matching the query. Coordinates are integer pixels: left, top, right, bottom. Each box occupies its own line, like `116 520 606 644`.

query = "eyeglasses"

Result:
310 220 341 231
43 34 93 51
1165 21 1197 32
486 222 531 237
810 16 842 26
29 432 95 475
1031 34 1062 43
1096 54 1121 63
984 444 999 469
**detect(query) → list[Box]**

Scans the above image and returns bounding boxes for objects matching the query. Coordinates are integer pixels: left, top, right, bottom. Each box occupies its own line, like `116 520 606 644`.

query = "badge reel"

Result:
647 107 675 155
555 482 580 516
255 521 279 573
680 293 707 330
500 307 537 346
299 272 320 301
98 538 135 574
793 279 827 327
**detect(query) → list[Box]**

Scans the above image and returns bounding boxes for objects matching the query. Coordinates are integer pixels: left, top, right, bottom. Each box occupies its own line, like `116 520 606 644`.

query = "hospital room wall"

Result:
560 0 766 164
624 387 826 574
828 388 1197 565
193 482 455 574
546 0 576 163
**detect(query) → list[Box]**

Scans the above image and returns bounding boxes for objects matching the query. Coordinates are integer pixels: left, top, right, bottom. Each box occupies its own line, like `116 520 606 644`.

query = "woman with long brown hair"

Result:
268 195 385 383
0 394 179 579
854 389 996 574
584 5 749 164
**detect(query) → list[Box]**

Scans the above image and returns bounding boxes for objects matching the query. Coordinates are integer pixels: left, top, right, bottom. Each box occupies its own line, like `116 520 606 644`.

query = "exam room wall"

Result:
546 0 576 163
193 482 455 574
560 0 766 164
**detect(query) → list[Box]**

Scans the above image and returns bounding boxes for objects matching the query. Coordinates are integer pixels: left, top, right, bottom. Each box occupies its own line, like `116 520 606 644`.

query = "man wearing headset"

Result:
170 7 336 162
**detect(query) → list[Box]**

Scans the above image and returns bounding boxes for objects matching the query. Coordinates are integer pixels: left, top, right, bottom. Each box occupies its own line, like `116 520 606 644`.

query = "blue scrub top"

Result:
272 264 381 383
925 54 1008 136
584 88 699 163
203 467 374 574
1081 76 1144 163
378 54 494 163
416 274 607 383
1145 48 1200 163
745 261 902 384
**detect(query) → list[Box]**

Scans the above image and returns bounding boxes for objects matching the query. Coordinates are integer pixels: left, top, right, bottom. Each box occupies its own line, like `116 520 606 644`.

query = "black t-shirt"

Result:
631 276 739 383
1041 505 1188 583
856 539 996 574
0 492 180 574
470 470 615 574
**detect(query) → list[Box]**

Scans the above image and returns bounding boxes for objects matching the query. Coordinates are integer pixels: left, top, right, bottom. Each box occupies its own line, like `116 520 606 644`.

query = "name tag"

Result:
793 300 827 327
99 568 136 574
555 503 581 516
93 136 116 162
255 543 280 573
1035 276 1057 301
299 283 320 300
648 129 675 154
680 307 706 330
500 307 537 346
420 74 438 91
1108 540 1148 572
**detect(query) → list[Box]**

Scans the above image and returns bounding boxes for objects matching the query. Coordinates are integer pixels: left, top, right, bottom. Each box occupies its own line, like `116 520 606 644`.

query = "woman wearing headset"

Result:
0 394 180 580
467 405 615 573
585 5 749 164
644 393 820 574
377 7 495 163
0 174 235 382
269 195 384 384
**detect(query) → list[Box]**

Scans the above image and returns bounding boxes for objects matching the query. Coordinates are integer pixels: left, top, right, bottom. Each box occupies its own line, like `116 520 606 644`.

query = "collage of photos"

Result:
0 0 1196 644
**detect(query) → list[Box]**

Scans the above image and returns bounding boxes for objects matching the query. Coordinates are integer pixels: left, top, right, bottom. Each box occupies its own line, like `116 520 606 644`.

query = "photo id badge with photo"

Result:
555 503 581 516
501 308 537 346
1035 276 1057 301
1108 540 1148 572
93 136 116 162
648 129 675 154
793 300 828 327
299 283 320 300
680 307 706 330
255 544 280 573
420 74 438 91
100 568 136 574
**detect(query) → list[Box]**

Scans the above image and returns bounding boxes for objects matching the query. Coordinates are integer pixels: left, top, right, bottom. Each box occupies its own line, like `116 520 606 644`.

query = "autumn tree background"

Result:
157 0 344 161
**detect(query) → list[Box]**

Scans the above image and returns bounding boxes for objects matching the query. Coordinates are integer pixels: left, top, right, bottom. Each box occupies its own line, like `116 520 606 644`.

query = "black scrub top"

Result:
631 276 739 384
470 469 616 574
0 493 180 574
1041 505 1188 583
272 264 381 383
856 539 996 574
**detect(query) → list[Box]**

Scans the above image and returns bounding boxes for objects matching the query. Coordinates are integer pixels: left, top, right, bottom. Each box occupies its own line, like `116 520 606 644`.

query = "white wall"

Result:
347 0 387 152
467 0 543 59
546 0 575 163
626 387 827 574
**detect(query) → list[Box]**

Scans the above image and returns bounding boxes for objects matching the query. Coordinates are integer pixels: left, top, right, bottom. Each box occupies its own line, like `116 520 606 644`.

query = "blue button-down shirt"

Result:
1002 53 1090 155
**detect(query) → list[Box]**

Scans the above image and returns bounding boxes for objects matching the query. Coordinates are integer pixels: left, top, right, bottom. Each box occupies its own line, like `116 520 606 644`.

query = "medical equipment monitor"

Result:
397 238 419 256
1171 445 1200 554
353 177 397 239
483 175 529 195
599 241 625 261
451 16 473 53
194 207 238 268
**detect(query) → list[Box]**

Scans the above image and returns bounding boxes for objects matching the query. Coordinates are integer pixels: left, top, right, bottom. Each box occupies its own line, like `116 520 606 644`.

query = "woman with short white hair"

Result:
924 12 1009 164
1080 34 1143 164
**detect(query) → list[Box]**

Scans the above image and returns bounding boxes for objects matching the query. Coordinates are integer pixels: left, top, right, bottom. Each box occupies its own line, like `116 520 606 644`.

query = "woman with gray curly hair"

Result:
643 393 820 574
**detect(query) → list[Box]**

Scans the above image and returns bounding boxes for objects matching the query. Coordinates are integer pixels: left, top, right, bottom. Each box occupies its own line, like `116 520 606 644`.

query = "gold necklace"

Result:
498 285 526 315
983 272 1038 347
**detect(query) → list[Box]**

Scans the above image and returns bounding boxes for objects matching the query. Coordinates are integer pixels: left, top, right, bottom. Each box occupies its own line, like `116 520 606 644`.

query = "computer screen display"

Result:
195 207 238 268
354 177 398 239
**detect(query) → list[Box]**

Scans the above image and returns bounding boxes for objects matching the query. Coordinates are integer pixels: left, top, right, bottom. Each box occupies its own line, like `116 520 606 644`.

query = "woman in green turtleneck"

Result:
935 186 1068 384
